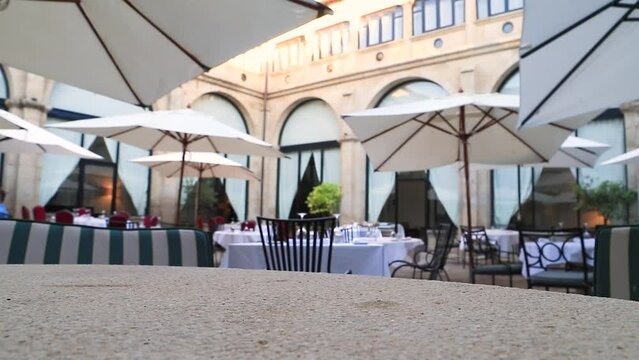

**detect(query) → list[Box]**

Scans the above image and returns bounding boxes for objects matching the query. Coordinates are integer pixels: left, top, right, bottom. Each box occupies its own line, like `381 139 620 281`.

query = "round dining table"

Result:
1 265 638 359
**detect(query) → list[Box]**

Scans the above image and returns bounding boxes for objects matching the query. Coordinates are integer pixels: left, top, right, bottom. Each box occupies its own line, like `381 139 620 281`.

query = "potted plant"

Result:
306 183 341 217
574 180 636 225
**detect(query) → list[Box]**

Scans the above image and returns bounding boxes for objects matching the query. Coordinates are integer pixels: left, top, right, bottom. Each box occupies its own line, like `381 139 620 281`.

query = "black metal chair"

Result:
389 223 455 280
257 216 336 273
519 228 593 294
463 227 522 287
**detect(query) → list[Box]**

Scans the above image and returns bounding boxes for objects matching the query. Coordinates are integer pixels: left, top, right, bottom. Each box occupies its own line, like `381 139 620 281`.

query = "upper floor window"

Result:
477 0 523 19
413 0 465 35
359 6 403 49
316 22 350 60
274 37 305 72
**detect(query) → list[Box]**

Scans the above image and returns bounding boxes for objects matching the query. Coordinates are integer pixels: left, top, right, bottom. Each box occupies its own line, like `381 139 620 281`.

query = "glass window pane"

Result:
490 0 506 15
477 0 489 18
342 26 350 52
508 0 523 10
331 29 342 54
413 2 423 35
440 0 453 27
289 42 299 67
368 17 380 45
424 0 438 31
454 0 465 24
359 25 368 48
381 13 393 42
320 31 331 58
530 168 578 228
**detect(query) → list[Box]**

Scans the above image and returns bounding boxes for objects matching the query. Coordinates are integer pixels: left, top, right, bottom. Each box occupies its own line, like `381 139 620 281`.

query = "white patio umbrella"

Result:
518 0 639 128
343 93 572 267
0 0 330 106
130 152 259 225
0 110 101 159
601 148 639 166
48 109 281 224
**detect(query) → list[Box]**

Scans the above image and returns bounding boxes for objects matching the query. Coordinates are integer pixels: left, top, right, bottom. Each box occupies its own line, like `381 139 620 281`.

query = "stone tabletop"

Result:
1 265 638 359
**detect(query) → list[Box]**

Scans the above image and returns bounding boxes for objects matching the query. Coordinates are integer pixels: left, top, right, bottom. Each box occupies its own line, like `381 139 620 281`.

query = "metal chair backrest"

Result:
460 226 496 259
519 228 589 282
430 223 455 271
257 216 336 273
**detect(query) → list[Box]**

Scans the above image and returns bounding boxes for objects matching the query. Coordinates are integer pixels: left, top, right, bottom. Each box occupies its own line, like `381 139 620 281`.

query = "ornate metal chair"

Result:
389 223 455 280
257 216 336 273
519 228 592 293
463 226 522 287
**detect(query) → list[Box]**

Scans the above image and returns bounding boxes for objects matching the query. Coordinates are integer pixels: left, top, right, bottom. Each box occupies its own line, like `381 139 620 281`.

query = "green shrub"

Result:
574 180 636 225
306 183 341 216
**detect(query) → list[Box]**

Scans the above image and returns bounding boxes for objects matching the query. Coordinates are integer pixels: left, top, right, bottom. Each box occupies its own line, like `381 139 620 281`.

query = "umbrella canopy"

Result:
601 148 639 166
0 110 101 159
48 109 281 224
343 93 572 270
518 0 639 128
131 152 259 224
0 0 330 106
130 152 259 181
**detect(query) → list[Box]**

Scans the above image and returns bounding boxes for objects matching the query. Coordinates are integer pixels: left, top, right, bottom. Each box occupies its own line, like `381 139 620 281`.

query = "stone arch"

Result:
490 61 520 93
274 96 338 144
366 76 450 109
190 92 251 134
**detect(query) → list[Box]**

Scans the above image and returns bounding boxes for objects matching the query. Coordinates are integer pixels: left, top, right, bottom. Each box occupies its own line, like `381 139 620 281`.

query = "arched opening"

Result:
491 69 627 228
42 83 149 216
366 80 453 239
186 93 250 223
277 99 340 218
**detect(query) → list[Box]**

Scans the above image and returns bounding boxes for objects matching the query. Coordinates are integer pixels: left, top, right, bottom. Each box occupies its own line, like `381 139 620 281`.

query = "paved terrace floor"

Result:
1 265 638 359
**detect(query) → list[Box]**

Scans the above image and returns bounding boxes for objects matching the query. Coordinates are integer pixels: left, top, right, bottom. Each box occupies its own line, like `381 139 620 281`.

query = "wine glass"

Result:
333 213 341 227
297 212 307 220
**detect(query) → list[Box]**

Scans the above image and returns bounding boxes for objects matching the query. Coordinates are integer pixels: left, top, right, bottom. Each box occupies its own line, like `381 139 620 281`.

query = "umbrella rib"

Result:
122 0 209 71
520 1 615 59
148 161 171 169
493 121 548 162
374 120 432 171
559 149 592 168
205 137 220 153
520 0 639 127
109 126 143 139
470 110 516 136
74 3 144 106
549 123 576 132
150 132 169 151
424 123 456 136
434 112 461 136
468 106 493 134
286 0 334 16
361 115 426 144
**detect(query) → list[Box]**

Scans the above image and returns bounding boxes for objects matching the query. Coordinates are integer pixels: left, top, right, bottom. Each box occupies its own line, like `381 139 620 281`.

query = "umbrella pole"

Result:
175 145 187 226
194 167 203 227
460 106 475 273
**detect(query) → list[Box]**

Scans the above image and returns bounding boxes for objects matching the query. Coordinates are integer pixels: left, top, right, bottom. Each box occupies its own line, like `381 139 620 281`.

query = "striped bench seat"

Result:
594 226 639 301
0 219 212 267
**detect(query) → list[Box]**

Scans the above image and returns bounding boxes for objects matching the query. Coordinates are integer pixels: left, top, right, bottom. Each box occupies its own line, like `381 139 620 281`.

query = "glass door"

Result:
79 162 116 215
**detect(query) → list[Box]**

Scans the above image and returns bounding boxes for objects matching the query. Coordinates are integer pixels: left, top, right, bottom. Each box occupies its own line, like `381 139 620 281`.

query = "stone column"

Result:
2 69 49 217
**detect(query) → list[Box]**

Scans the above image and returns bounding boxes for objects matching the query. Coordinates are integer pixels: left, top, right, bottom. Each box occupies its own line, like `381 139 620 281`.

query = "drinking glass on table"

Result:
297 212 307 220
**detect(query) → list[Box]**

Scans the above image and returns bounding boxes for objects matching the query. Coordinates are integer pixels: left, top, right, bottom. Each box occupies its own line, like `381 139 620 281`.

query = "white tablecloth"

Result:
221 238 423 277
73 216 108 228
213 230 261 248
519 238 595 277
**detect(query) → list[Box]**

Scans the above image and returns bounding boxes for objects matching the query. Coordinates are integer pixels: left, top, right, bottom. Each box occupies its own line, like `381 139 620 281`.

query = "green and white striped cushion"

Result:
594 226 639 301
0 220 212 267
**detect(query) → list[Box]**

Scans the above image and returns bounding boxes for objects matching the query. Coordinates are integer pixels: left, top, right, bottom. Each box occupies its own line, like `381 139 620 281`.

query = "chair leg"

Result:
509 274 513 288
545 286 550 291
491 275 496 286
471 271 476 284
412 267 417 279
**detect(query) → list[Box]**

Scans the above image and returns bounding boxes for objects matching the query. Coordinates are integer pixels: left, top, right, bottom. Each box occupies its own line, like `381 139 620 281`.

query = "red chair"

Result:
196 215 204 230
114 211 130 220
21 206 31 220
33 206 46 222
55 210 74 224
143 215 153 228
246 220 257 231
108 214 128 229
150 216 159 227
78 208 91 216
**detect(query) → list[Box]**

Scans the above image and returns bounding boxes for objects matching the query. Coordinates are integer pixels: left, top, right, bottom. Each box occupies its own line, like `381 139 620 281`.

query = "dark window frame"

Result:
476 0 523 20
359 6 403 49
413 0 465 36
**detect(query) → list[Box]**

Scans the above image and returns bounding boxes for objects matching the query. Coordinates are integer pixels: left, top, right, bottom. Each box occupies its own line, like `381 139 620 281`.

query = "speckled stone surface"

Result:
1 265 638 359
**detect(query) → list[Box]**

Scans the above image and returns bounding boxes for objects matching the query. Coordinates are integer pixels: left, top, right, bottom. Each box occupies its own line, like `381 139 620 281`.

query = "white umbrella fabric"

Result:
0 110 101 159
343 93 572 267
518 0 639 129
131 152 259 225
48 109 281 224
0 0 331 106
601 148 639 166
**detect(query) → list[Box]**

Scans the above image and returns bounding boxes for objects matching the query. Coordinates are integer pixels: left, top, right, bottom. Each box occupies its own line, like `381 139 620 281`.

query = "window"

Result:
359 7 403 49
191 93 250 223
367 80 452 238
491 70 627 228
42 83 149 216
477 0 523 19
274 37 305 71
316 22 350 60
277 100 341 218
0 66 7 103
413 0 465 35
